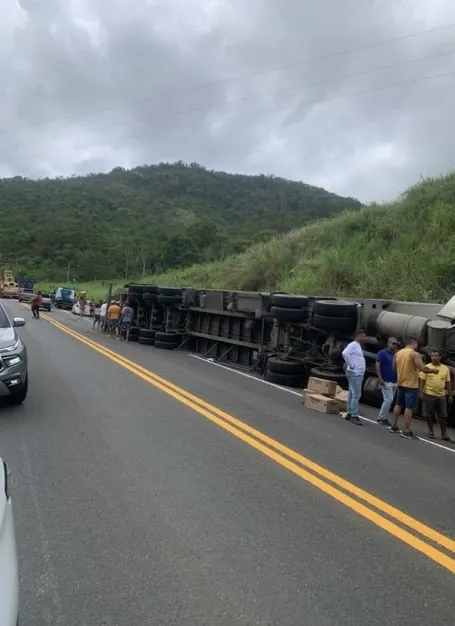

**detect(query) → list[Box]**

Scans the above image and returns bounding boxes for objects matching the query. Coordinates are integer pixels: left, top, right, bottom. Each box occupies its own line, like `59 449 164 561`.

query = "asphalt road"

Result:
1 300 454 625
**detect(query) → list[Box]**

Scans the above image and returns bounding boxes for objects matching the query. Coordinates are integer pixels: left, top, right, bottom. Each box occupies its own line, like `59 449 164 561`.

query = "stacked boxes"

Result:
302 377 347 414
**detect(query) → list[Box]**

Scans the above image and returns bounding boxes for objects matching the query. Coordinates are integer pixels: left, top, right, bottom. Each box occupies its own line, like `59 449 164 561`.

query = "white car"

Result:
71 300 92 317
0 457 19 625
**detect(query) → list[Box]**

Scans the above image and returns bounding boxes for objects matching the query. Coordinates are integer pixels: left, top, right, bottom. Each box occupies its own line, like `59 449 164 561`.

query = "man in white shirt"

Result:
341 330 366 426
100 301 107 332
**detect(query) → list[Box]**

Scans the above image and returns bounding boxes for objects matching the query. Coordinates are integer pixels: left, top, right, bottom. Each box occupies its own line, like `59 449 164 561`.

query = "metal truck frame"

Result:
118 285 455 425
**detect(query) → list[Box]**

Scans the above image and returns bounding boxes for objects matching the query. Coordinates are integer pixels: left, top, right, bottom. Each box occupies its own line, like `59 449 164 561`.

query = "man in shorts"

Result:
119 300 134 340
389 338 437 439
419 350 453 442
107 300 121 337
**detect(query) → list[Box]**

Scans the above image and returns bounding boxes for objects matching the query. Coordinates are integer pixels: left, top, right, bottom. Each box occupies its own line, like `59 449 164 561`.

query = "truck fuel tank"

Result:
367 310 429 346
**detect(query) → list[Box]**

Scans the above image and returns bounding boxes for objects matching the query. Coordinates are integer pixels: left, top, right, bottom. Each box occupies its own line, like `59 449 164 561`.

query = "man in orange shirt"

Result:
107 300 121 337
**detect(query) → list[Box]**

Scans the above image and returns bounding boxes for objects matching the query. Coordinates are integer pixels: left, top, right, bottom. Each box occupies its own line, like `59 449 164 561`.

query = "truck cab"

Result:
54 287 76 310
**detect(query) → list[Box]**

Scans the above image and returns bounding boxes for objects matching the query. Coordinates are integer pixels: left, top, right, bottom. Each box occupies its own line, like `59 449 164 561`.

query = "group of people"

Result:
342 331 453 442
91 299 134 339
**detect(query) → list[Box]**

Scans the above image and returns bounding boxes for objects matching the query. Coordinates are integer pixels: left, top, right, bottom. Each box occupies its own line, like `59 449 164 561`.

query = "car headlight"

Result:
3 355 21 367
0 339 21 353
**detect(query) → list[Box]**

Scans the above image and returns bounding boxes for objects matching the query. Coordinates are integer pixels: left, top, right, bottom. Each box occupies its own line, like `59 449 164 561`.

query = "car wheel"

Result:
9 375 28 405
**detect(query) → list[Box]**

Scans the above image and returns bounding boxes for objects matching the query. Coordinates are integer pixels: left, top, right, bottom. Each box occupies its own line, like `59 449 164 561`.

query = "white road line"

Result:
188 354 455 455
188 353 302 396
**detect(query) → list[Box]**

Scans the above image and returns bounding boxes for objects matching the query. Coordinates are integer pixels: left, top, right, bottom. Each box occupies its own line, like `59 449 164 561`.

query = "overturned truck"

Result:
120 285 455 425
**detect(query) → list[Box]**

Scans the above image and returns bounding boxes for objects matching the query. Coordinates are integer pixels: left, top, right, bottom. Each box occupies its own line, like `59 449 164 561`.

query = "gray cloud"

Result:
1 0 454 201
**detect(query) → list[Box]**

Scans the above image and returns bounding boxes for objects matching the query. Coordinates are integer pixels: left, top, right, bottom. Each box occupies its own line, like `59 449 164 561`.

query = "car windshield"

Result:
0 307 11 329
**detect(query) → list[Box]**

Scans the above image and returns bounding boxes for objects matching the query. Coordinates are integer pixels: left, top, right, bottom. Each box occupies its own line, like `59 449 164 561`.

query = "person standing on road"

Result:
342 330 366 426
375 337 399 426
107 300 121 337
419 350 453 442
389 338 437 439
100 300 107 331
119 300 134 341
30 292 43 319
93 301 102 329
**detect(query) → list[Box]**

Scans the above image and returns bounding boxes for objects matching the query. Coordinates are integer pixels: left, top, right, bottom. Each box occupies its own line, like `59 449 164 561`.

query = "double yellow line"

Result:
43 314 455 575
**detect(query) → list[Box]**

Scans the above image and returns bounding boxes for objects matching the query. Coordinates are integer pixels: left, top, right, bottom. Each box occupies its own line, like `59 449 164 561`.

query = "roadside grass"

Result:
38 171 455 304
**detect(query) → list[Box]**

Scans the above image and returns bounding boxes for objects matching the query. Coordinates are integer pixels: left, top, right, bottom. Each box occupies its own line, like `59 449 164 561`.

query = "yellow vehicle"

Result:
0 269 19 299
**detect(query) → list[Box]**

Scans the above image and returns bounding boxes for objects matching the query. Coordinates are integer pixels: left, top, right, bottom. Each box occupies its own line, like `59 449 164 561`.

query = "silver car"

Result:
0 457 19 625
0 304 28 405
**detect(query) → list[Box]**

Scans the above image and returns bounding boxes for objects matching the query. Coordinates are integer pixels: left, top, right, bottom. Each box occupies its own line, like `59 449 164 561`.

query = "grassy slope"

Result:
39 172 455 303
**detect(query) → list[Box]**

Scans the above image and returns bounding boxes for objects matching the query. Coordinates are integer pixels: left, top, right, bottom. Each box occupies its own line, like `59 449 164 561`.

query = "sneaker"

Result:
344 413 352 421
389 425 399 433
350 416 362 426
401 431 417 439
377 419 391 426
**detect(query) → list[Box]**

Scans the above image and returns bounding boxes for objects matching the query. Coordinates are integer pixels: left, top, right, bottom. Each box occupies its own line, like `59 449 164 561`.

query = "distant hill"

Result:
126 170 455 304
0 161 361 281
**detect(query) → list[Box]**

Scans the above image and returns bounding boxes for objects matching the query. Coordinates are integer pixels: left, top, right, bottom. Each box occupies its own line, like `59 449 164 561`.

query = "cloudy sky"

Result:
1 0 454 202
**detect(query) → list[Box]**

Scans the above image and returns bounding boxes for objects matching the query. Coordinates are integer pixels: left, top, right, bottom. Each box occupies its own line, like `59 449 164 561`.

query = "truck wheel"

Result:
154 340 179 350
138 336 154 345
313 300 358 318
138 329 156 339
270 294 310 308
264 370 303 387
267 357 306 375
157 295 182 305
269 306 311 323
309 367 347 389
312 314 357 332
155 331 182 343
9 376 28 405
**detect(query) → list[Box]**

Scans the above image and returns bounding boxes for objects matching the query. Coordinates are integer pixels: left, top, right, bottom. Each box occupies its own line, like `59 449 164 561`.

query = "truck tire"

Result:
267 357 306 375
128 284 144 294
313 300 358 318
127 334 139 342
129 326 140 335
270 294 310 309
139 329 156 339
264 370 303 387
155 331 181 343
143 292 158 305
154 340 179 350
309 367 347 388
158 287 182 296
269 306 311 323
138 336 155 345
313 314 357 333
157 295 182 305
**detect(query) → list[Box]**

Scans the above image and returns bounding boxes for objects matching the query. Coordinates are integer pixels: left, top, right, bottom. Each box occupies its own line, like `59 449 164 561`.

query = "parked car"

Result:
40 293 52 312
0 304 28 405
72 300 92 317
0 457 19 626
17 288 34 304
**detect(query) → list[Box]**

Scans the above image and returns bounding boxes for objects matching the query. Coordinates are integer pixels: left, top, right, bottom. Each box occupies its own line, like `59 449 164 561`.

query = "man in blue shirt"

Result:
375 337 399 425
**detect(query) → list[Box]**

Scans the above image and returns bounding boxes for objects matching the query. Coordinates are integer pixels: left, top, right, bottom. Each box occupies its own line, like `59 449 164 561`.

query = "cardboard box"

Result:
335 385 348 412
304 392 339 414
307 376 337 398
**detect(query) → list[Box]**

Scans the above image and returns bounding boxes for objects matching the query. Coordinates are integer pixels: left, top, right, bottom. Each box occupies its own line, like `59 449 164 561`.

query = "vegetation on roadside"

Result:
0 161 360 282
59 171 455 304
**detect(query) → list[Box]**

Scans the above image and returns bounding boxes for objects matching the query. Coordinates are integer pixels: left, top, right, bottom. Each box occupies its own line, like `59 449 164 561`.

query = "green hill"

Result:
0 162 360 282
132 171 454 304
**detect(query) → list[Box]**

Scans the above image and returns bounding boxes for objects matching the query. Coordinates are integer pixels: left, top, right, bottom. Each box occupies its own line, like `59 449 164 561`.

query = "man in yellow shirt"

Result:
419 350 453 442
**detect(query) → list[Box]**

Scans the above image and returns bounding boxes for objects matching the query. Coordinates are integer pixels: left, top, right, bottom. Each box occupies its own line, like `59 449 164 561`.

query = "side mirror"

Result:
13 317 26 328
